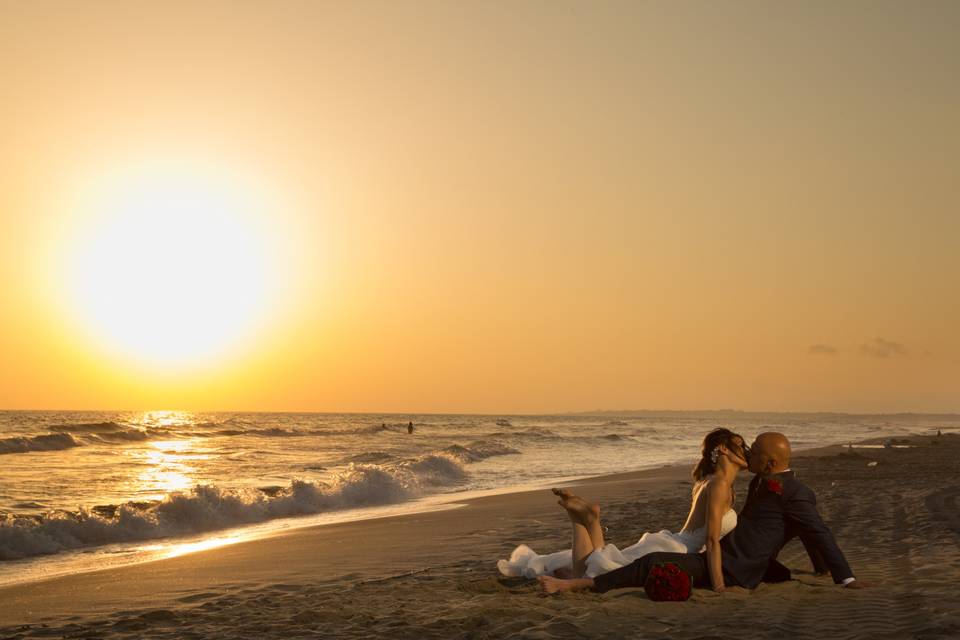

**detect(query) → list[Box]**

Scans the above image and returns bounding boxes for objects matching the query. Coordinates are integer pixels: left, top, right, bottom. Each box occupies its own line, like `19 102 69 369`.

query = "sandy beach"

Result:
2 433 959 639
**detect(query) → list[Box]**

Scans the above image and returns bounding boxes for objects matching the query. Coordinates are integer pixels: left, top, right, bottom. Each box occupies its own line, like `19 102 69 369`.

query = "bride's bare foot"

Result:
539 575 564 594
539 575 592 594
551 488 600 525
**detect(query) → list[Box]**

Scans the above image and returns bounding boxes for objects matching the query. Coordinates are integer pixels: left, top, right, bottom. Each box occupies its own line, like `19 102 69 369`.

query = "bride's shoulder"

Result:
696 474 730 492
694 475 734 504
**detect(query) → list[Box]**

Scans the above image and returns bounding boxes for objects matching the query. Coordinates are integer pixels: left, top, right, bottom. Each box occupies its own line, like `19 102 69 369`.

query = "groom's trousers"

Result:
591 552 719 593
591 552 791 593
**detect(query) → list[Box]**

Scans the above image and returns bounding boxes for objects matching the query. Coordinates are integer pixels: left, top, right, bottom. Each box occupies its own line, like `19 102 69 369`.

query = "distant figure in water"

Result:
408 421 414 435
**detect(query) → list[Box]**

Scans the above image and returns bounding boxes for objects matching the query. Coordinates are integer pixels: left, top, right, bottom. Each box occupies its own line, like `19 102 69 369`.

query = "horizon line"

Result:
2 407 959 418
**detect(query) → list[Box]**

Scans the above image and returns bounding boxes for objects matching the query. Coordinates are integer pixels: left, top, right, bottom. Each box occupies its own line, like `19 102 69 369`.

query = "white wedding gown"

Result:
497 509 738 579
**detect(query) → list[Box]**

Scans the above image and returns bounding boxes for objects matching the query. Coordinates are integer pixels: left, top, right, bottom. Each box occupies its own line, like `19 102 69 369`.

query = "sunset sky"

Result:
1 2 957 414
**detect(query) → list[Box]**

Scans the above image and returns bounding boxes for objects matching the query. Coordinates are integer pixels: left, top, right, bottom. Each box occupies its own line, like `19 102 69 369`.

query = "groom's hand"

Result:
705 586 749 596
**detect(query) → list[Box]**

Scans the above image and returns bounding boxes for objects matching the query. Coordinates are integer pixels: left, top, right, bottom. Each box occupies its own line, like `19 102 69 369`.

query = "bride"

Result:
497 428 750 592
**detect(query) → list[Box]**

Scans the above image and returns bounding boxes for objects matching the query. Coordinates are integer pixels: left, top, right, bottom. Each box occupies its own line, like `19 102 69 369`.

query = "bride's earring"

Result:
710 447 720 465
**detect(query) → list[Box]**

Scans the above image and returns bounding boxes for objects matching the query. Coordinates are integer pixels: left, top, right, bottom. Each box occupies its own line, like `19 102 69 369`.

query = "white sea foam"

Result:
397 454 467 485
0 444 513 560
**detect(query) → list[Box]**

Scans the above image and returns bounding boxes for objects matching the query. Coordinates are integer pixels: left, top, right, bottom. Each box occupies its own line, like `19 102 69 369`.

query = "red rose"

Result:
644 562 692 601
766 479 784 495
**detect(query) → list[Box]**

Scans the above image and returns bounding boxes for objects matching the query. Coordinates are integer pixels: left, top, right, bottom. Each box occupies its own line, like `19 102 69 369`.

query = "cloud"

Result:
860 337 907 358
808 344 838 355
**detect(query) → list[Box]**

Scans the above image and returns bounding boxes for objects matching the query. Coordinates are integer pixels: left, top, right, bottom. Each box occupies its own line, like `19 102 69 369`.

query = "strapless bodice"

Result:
673 508 738 552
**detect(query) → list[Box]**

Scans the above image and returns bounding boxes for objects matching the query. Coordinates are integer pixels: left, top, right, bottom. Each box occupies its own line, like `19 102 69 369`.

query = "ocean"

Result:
0 410 954 586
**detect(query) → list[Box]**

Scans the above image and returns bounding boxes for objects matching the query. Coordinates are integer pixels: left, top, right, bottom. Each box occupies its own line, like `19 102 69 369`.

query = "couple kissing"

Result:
498 429 864 594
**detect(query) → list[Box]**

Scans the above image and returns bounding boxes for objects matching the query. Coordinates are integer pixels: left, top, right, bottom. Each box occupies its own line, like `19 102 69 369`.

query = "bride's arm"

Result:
704 480 730 592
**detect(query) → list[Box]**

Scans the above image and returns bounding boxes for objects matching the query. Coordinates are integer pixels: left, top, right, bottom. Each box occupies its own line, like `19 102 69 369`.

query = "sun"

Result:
58 160 286 370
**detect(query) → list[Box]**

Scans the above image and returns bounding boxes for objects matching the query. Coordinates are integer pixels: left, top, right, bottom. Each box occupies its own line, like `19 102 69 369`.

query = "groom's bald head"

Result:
748 432 792 476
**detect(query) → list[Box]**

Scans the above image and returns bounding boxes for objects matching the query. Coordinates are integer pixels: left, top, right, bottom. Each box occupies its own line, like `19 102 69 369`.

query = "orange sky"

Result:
1 2 958 413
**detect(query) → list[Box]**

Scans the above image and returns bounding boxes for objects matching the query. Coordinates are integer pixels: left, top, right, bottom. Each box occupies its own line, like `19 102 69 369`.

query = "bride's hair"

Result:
692 427 744 482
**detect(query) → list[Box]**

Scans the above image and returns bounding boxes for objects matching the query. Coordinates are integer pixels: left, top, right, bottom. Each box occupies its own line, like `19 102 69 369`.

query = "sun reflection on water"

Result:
133 410 197 429
134 437 209 500
161 534 246 559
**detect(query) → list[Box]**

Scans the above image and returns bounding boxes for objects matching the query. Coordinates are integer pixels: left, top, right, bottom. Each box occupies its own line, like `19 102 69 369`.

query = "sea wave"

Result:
599 433 630 441
441 441 520 463
484 428 560 441
0 433 527 560
0 433 82 455
484 428 637 445
46 421 175 444
346 423 409 436
212 428 305 438
48 421 126 434
395 454 467 485
87 427 177 443
200 423 406 439
347 451 397 464
0 463 416 561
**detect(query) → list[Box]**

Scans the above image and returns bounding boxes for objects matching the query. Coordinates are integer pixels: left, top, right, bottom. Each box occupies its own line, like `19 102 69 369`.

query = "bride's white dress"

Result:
497 508 738 579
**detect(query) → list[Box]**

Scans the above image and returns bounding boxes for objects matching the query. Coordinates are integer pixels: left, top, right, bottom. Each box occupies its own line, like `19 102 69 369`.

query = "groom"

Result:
542 432 863 593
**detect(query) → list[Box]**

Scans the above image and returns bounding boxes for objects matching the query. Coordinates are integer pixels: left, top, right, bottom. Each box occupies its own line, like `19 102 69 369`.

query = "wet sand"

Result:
2 434 959 639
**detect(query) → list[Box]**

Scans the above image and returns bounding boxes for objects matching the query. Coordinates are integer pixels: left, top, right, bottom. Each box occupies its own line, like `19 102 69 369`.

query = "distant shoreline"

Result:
562 409 960 419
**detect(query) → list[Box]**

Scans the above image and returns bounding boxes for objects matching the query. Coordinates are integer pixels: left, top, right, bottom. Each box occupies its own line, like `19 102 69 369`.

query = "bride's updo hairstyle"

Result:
692 428 743 482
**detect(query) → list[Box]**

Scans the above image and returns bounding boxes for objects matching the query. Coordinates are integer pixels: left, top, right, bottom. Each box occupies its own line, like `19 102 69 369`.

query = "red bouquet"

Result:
644 562 692 601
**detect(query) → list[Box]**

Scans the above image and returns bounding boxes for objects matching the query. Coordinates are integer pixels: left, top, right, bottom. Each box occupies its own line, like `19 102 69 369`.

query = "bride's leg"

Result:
553 489 606 577
582 503 605 551
569 520 594 578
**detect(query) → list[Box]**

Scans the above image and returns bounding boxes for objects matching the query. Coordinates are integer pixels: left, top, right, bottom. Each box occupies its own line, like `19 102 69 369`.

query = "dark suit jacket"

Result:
720 471 852 588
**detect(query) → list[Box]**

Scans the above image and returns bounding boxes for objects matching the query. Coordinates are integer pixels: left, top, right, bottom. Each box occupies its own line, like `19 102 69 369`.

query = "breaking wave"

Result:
0 433 82 455
441 441 520 462
46 421 172 445
1 468 410 560
0 438 518 561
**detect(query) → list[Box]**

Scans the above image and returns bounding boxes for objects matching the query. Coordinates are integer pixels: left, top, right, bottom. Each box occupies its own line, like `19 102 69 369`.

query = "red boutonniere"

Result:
766 479 784 495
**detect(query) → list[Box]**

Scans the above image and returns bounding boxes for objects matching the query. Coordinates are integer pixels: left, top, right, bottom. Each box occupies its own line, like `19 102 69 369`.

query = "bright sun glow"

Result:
60 160 287 370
